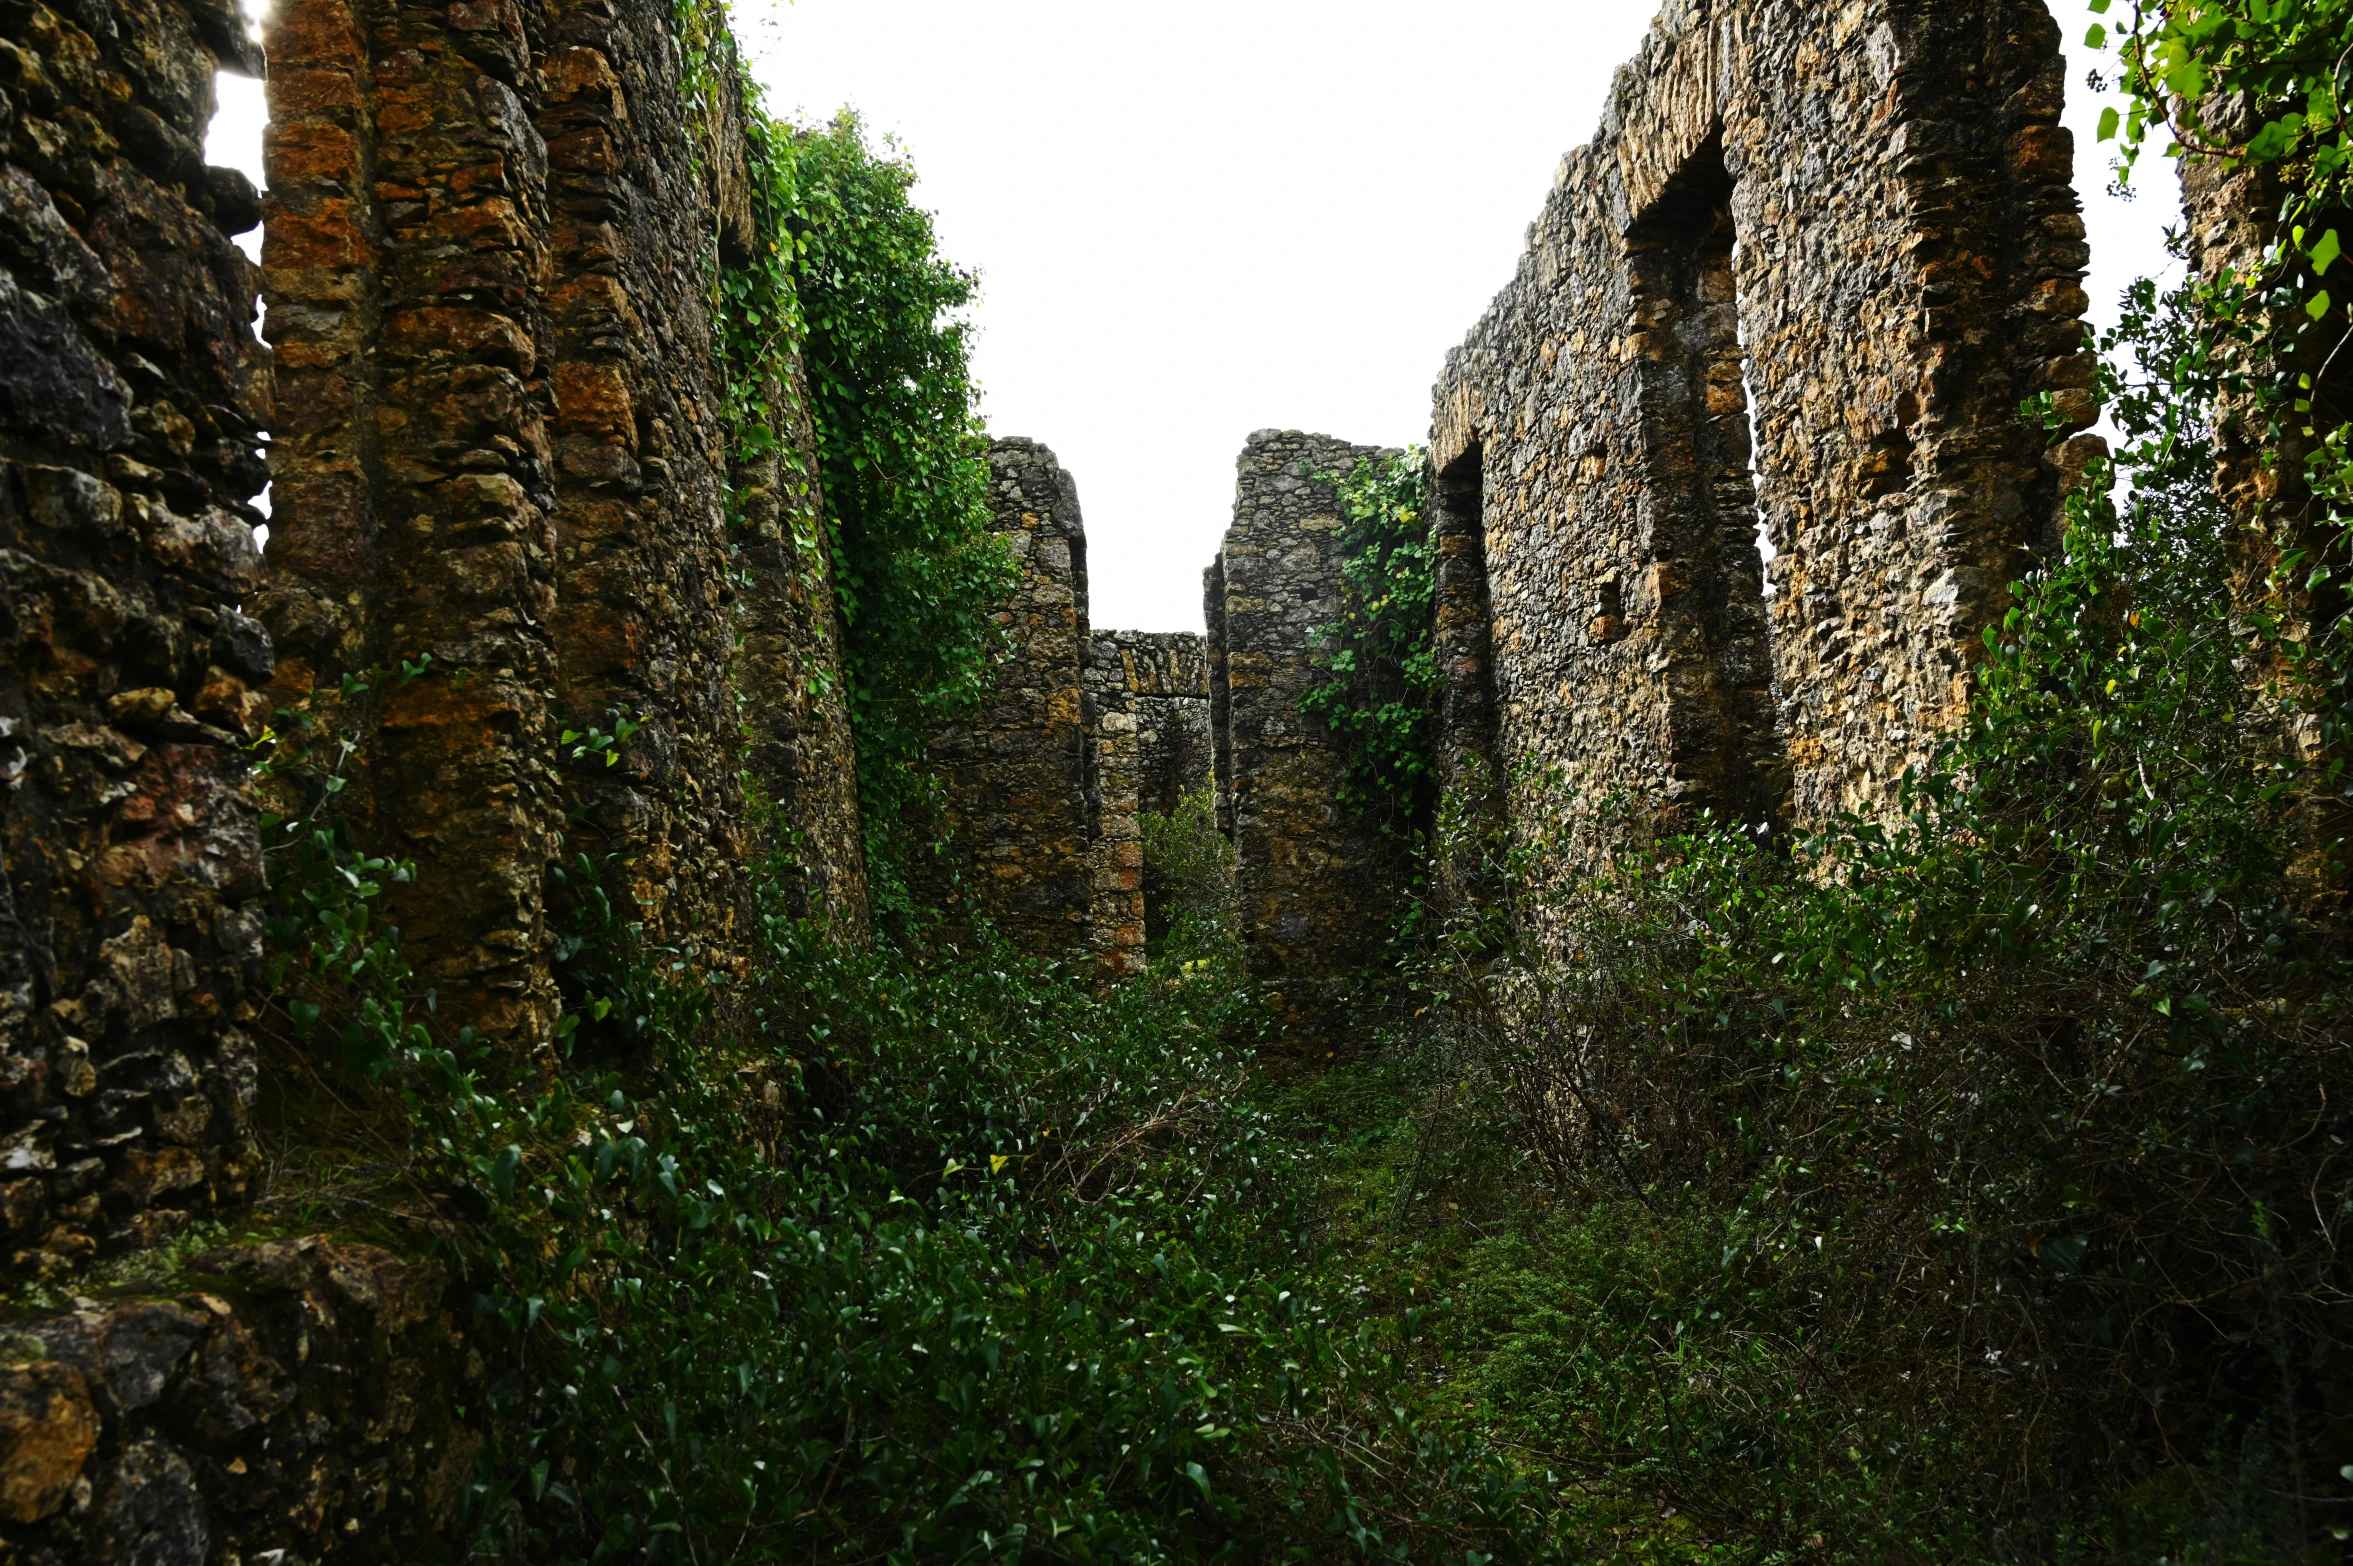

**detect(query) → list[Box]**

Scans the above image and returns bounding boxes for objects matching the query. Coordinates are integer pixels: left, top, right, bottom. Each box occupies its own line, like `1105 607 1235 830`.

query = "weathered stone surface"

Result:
2177 115 2349 881
0 1359 98 1524
1205 431 1410 1043
922 438 1097 959
255 0 867 1048
1427 0 2092 882
0 0 272 1275
0 1237 471 1563
732 353 869 937
1084 629 1210 968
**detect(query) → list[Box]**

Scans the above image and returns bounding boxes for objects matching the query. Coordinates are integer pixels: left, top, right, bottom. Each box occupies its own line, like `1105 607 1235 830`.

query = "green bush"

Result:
1140 789 1238 950
1368 267 2353 1561
777 114 1017 928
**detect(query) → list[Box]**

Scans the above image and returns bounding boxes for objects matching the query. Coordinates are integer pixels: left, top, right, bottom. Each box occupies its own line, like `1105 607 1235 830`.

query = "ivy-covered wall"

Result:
1204 431 1411 1045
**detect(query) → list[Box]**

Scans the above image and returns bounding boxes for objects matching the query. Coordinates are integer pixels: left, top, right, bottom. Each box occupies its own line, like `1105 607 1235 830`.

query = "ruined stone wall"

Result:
0 1238 469 1562
921 438 1096 958
0 0 273 1278
257 0 866 1046
1205 431 1406 1041
1428 0 2095 876
733 355 869 936
1084 629 1210 966
0 3 872 1554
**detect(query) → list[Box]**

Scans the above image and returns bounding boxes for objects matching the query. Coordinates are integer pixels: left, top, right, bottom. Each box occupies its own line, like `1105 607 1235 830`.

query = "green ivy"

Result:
674 6 1014 929
785 116 1015 927
2092 0 2353 845
1300 448 1441 837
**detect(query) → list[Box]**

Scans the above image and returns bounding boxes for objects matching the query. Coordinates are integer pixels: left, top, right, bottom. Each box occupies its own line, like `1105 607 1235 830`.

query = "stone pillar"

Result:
1082 631 1146 976
259 0 569 1050
923 438 1095 959
0 0 274 1270
731 353 870 937
2179 119 2350 884
1204 557 1234 838
259 2 866 1039
1206 430 1408 1045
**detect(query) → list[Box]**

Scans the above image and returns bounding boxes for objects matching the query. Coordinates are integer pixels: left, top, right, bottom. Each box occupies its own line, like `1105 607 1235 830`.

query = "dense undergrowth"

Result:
227 4 2353 1562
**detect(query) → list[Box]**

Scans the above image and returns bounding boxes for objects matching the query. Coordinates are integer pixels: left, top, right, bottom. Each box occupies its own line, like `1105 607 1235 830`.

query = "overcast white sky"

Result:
206 0 2178 633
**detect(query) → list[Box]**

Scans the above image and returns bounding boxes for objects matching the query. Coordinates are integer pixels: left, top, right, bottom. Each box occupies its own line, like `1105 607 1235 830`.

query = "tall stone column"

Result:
1206 430 1409 1047
259 0 566 1050
920 438 1097 960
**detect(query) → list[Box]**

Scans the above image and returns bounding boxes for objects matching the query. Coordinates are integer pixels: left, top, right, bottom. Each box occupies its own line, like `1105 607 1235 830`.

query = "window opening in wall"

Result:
1625 131 1784 830
1434 441 1497 760
1732 238 1774 598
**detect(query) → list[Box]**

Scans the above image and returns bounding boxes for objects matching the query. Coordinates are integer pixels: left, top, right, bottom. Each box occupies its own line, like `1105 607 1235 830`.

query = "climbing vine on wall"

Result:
1301 448 1441 835
786 115 1014 923
675 5 1012 926
2094 0 2353 812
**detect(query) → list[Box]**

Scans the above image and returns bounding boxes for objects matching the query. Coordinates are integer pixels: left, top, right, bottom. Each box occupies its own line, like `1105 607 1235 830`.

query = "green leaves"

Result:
1302 448 1442 835
777 114 1012 922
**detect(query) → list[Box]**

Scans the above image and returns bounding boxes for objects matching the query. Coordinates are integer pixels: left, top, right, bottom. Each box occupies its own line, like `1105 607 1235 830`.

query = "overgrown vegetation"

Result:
1139 789 1237 950
1301 448 1441 837
787 116 1016 922
689 4 1013 926
229 4 2353 1562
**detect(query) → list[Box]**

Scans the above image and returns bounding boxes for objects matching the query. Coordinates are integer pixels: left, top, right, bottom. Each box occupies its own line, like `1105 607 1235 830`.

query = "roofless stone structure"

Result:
1208 0 2104 1010
0 0 2219 1551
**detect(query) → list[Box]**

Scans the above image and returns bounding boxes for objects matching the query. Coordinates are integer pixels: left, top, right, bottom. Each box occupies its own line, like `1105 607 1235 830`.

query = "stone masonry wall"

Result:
921 438 1096 958
257 0 864 1048
1205 431 1406 1043
1428 0 2096 880
0 4 868 1558
1084 629 1210 967
0 1238 470 1563
0 0 273 1278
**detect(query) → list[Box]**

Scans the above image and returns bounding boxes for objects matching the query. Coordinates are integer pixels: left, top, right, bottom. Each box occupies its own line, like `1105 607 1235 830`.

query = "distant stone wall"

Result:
1086 629 1210 958
0 0 274 1277
1205 431 1408 1042
922 438 1096 957
1428 0 2096 877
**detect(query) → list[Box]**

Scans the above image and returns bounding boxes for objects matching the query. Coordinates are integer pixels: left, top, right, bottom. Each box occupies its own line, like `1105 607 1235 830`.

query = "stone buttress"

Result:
257 0 865 1048
920 437 1098 958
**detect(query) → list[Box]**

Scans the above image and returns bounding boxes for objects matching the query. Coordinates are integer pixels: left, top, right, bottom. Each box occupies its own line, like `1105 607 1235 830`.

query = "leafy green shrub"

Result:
1140 789 1237 950
785 114 1018 924
1377 269 2353 1561
1301 448 1441 837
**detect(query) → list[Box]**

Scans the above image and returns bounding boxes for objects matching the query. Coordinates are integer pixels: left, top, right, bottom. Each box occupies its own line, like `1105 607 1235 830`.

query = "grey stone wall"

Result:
1086 629 1210 958
1205 431 1409 1045
1428 0 2095 883
922 438 1096 959
258 0 869 1049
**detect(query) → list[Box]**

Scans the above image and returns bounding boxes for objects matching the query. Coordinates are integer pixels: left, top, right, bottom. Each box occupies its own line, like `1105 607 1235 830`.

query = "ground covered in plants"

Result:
215 5 2353 1561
